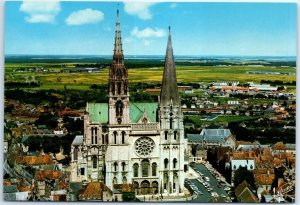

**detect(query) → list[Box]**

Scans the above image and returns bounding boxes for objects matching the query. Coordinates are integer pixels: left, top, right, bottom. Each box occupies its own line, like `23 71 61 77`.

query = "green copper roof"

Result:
88 103 109 123
130 102 158 123
88 102 158 124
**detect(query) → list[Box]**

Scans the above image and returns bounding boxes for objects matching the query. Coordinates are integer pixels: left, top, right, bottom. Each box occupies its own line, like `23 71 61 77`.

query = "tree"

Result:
23 136 42 152
233 166 256 190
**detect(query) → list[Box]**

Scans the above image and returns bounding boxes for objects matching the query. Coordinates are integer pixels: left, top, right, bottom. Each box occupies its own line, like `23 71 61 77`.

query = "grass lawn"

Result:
186 115 259 127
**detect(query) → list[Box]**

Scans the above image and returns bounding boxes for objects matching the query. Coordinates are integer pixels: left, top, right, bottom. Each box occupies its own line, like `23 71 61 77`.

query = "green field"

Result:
5 64 296 92
186 115 259 128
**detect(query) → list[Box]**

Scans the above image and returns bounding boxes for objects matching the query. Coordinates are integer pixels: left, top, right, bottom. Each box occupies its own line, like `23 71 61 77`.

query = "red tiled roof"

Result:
18 186 33 192
79 182 111 201
254 174 275 185
16 155 53 166
35 170 63 181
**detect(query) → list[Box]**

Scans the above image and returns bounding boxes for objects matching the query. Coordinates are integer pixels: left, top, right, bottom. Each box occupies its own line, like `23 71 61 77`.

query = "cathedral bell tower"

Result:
108 9 130 124
158 27 186 195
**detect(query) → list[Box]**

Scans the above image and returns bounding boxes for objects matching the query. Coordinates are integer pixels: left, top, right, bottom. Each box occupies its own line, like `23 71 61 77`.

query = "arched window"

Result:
74 147 78 160
184 164 188 172
174 131 177 140
113 177 117 185
122 162 126 171
92 156 97 169
91 127 94 144
164 158 169 169
124 83 127 94
170 118 173 129
152 163 157 176
110 82 115 94
165 131 168 140
141 160 149 177
114 131 117 144
117 82 121 95
133 163 139 177
122 176 127 184
122 131 125 144
173 158 177 169
95 128 97 144
114 162 118 172
116 101 123 117
106 134 109 144
102 134 104 144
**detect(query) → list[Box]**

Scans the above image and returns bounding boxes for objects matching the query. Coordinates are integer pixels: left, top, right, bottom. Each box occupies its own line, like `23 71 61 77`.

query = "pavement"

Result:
187 163 233 202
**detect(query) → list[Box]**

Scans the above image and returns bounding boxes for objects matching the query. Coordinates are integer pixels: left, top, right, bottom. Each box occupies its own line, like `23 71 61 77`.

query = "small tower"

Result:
108 9 130 124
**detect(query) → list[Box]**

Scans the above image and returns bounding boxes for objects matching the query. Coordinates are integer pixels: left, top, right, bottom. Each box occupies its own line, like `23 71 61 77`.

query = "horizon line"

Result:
5 54 297 58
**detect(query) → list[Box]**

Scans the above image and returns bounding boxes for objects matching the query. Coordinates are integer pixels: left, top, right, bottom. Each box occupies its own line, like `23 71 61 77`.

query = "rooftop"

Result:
35 170 63 181
78 182 111 201
87 102 158 123
16 155 53 166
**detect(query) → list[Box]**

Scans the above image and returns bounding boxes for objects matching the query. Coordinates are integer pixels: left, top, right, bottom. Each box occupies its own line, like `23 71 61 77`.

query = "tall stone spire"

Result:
160 26 180 106
108 9 130 124
113 9 124 63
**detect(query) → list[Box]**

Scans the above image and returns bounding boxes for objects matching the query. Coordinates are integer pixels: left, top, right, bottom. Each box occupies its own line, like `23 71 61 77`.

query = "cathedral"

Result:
70 10 188 197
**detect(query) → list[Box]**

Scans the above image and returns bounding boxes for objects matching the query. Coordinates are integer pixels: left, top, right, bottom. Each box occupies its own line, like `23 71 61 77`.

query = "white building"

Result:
70 10 188 198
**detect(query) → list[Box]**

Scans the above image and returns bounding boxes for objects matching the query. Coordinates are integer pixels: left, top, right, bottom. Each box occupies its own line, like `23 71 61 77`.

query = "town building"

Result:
187 125 236 149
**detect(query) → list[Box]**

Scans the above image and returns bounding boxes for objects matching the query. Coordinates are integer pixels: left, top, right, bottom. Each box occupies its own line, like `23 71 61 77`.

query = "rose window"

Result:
134 137 155 157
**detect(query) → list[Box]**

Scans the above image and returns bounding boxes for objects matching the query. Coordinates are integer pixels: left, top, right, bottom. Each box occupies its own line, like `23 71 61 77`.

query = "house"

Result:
187 126 236 149
78 182 113 201
234 180 259 203
34 170 64 199
253 168 275 199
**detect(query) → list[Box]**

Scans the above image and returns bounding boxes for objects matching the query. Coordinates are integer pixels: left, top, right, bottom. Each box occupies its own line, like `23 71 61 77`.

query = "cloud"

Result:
19 1 61 23
124 2 156 20
143 40 150 46
170 3 177 9
124 37 133 44
65 9 104 26
131 27 166 38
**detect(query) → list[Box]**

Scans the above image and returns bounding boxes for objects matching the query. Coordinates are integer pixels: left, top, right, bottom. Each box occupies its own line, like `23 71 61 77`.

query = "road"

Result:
188 163 232 202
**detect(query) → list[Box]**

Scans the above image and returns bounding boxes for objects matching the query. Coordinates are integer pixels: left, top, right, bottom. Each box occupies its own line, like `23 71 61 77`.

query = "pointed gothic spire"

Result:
160 26 180 106
113 9 124 60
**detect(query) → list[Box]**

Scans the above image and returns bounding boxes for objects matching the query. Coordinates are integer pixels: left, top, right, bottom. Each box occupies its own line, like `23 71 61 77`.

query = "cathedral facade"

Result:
70 10 188 196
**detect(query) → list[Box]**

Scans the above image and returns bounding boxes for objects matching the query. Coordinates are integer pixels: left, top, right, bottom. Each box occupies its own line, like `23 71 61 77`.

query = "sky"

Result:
5 1 297 56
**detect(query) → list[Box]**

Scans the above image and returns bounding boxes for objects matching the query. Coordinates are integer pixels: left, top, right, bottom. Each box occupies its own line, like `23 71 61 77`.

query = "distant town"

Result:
4 75 296 202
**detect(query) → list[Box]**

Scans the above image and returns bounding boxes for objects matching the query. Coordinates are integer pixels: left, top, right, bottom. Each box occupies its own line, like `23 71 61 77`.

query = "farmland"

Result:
5 63 296 92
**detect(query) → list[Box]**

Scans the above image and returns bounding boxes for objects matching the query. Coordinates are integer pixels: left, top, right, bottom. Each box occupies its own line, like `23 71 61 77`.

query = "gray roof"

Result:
187 134 227 144
236 144 269 151
200 128 232 137
112 188 122 194
72 135 83 145
4 185 18 193
160 27 179 106
4 193 16 201
70 182 83 193
285 144 295 150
